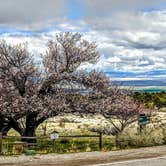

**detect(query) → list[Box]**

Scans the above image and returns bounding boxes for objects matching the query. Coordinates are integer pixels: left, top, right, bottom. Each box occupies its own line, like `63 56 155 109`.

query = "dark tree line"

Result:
133 91 166 109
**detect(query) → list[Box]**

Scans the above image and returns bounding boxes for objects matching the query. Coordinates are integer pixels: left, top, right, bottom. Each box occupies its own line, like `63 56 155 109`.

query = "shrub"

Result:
118 128 164 148
60 138 70 144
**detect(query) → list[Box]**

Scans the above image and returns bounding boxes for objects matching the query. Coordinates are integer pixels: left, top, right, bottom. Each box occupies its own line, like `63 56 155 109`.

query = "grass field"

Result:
4 110 166 155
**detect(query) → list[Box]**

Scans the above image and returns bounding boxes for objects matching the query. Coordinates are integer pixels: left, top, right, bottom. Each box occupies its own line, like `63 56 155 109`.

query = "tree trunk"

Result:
22 126 36 144
115 134 120 148
21 112 37 144
9 118 23 135
0 117 23 136
0 118 10 136
0 126 11 136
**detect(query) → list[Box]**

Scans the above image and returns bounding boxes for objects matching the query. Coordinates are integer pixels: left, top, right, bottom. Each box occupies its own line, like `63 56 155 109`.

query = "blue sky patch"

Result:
0 1 166 84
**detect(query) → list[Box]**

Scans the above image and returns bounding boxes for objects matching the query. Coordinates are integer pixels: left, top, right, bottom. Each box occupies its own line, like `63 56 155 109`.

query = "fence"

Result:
0 132 113 155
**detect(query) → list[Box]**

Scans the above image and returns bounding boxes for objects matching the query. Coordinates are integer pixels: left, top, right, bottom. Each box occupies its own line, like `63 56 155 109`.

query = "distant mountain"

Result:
136 87 166 93
111 77 166 93
104 70 166 88
112 79 166 87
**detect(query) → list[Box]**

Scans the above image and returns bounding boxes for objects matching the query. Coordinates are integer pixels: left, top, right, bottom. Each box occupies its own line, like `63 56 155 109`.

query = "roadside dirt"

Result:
1 145 166 166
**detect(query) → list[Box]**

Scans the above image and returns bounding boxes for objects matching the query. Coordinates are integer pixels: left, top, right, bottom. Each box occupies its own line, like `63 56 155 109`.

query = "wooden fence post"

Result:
99 132 102 151
0 133 2 154
53 139 55 153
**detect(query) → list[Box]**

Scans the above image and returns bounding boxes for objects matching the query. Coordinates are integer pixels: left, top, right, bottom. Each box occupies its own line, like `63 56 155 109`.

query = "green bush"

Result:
102 136 115 151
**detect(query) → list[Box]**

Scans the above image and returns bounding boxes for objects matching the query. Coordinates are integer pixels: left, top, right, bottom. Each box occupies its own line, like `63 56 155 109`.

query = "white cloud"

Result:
107 56 121 63
0 0 67 29
83 0 166 15
1 10 166 77
80 11 166 73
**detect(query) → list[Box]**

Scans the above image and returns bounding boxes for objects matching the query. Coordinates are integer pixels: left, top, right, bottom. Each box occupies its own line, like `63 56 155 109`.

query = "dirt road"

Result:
90 156 166 166
1 146 166 166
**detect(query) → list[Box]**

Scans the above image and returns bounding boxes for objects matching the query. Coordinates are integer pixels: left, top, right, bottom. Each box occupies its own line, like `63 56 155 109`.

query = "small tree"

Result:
100 94 151 147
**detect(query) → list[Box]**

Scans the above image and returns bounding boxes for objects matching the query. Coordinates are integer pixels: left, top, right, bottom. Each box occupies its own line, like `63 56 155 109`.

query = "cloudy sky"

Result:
0 0 166 85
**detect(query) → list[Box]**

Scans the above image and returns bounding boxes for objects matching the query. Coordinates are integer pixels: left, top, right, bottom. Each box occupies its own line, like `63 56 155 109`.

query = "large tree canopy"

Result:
0 32 110 142
0 32 150 143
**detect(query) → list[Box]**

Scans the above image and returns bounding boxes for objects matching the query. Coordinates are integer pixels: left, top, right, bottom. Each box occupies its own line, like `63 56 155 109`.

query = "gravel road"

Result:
1 145 166 166
90 156 166 166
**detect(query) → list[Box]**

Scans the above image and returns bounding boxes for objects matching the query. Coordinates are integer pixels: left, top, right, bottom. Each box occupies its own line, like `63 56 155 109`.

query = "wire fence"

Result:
0 132 114 155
